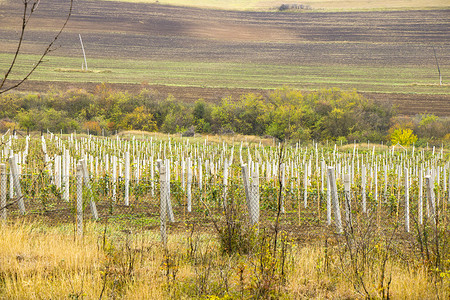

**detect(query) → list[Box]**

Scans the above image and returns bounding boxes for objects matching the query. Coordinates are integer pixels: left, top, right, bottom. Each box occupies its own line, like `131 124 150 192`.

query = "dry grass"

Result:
54 68 113 74
288 245 435 299
0 218 447 299
201 133 275 147
117 131 276 147
0 221 167 299
339 142 391 152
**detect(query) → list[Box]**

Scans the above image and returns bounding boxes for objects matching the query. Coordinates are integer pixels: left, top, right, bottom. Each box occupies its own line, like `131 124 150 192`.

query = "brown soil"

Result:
2 1 448 65
1 0 449 115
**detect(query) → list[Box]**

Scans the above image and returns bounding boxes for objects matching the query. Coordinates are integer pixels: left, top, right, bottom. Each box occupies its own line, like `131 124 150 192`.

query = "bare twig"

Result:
273 141 285 253
0 195 25 212
0 0 74 94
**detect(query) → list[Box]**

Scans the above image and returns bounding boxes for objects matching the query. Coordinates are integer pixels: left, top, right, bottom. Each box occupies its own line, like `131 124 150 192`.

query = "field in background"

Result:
0 0 449 116
1 53 447 94
99 0 450 11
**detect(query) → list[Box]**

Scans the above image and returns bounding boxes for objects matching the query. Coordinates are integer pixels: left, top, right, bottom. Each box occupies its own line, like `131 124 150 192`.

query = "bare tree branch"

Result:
0 0 73 94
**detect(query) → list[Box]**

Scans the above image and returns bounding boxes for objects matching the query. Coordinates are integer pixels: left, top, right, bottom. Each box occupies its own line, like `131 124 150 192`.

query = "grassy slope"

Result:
1 53 448 94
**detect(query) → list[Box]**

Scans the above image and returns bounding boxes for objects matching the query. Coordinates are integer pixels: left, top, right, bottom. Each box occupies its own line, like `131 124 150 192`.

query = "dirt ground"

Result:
1 0 449 115
2 1 448 65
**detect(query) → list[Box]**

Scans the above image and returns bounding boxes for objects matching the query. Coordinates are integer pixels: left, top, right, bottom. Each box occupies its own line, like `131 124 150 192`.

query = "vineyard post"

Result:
1 164 6 221
80 159 98 220
9 155 25 215
362 164 366 213
181 157 185 191
158 160 167 245
187 157 192 212
105 153 109 189
375 163 380 227
344 174 352 227
405 167 410 232
124 151 130 206
112 156 117 201
443 163 447 195
444 163 448 195
56 155 62 189
425 175 436 223
250 163 260 226
303 161 308 208
351 158 355 185
198 157 203 191
150 156 155 197
280 163 285 213
321 160 325 193
76 162 83 236
9 150 13 199
328 167 342 233
446 163 449 227
63 149 70 201
317 167 321 222
222 158 228 208
327 168 331 225
419 167 423 225
165 159 175 222
241 164 251 220
446 163 449 220
383 163 388 197
397 165 401 218
135 156 140 184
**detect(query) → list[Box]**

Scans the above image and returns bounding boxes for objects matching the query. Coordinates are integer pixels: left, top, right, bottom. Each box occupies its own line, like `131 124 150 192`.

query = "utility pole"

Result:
79 34 88 71
433 46 442 85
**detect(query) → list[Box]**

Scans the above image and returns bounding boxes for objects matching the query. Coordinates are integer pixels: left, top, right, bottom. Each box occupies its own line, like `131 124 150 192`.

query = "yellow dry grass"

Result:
288 245 435 299
0 221 167 299
117 131 276 147
0 219 447 299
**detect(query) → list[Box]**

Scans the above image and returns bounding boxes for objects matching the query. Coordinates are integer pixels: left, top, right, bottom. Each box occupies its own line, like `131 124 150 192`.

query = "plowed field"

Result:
1 0 449 115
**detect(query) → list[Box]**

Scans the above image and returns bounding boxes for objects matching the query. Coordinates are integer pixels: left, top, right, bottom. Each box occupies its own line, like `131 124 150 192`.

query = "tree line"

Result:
0 84 448 146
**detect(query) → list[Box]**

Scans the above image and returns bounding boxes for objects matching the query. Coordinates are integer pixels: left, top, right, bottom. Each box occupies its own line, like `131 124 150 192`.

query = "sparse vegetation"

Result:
3 85 450 145
0 0 449 298
0 207 447 298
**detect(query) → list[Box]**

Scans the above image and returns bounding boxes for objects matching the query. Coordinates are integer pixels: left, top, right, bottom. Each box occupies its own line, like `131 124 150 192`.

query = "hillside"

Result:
100 0 450 11
0 0 449 115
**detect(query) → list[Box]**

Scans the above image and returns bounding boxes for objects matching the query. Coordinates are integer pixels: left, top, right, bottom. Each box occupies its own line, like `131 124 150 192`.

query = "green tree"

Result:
390 128 418 146
193 100 212 133
120 106 157 132
266 88 307 141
